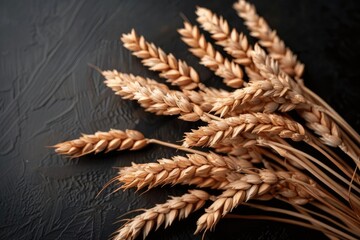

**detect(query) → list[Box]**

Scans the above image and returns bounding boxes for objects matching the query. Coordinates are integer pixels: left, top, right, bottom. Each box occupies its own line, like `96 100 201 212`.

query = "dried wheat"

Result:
179 22 245 88
273 171 316 205
195 7 263 81
104 71 211 122
53 129 148 158
121 29 199 90
203 80 294 117
116 153 253 190
113 190 210 240
299 106 359 160
251 45 305 101
183 113 307 148
233 0 304 80
195 169 279 233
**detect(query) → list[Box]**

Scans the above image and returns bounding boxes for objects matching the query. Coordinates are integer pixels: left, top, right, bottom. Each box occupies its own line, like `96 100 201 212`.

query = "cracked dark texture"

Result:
0 0 359 239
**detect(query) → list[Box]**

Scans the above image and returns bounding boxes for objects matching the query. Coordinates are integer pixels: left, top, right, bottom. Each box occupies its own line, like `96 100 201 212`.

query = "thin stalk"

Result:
293 204 346 240
302 85 360 144
289 176 359 221
225 214 341 239
310 134 353 175
147 138 208 156
308 140 355 180
260 139 360 205
291 202 359 236
268 140 360 196
257 147 299 172
243 203 358 240
312 202 360 233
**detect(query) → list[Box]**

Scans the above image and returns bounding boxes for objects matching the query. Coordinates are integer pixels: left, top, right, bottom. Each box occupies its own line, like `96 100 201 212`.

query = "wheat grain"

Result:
121 29 199 90
179 22 245 88
53 129 148 158
183 113 307 148
113 190 210 240
233 0 304 80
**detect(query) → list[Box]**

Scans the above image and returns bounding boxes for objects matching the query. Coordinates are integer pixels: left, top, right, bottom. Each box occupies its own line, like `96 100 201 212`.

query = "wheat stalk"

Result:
121 29 200 90
113 190 210 240
52 129 148 158
178 22 245 88
183 113 307 148
233 0 304 80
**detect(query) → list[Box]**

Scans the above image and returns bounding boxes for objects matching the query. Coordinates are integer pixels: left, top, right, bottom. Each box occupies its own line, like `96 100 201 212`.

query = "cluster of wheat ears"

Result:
52 1 360 239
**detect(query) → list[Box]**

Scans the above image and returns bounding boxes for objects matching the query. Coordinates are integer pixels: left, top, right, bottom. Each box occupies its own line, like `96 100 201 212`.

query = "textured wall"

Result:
0 0 359 239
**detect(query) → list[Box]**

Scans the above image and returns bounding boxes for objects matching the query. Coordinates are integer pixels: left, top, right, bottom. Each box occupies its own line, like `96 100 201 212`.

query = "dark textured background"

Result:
1 0 359 239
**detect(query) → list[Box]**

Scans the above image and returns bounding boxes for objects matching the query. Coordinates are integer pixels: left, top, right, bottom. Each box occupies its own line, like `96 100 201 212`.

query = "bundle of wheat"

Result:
53 1 360 239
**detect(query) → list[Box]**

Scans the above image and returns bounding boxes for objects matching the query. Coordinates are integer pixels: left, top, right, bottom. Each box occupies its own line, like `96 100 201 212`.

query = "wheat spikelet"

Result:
103 71 210 122
116 153 253 190
195 169 279 233
184 113 307 148
121 29 199 90
53 129 148 158
233 0 305 80
178 22 245 88
113 190 210 240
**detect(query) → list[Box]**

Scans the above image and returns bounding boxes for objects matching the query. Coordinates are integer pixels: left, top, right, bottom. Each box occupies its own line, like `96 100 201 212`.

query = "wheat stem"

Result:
243 203 358 240
226 214 341 239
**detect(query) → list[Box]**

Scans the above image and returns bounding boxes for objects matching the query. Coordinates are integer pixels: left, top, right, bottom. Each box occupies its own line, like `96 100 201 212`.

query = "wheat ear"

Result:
300 106 359 163
178 22 245 88
103 71 214 122
251 45 305 102
203 80 293 117
121 29 199 90
273 171 316 205
113 190 210 240
116 153 253 191
52 129 148 158
233 0 304 80
183 113 307 148
195 7 262 81
195 169 279 233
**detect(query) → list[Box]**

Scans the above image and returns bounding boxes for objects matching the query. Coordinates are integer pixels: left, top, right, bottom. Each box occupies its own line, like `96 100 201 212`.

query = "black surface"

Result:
1 0 359 239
